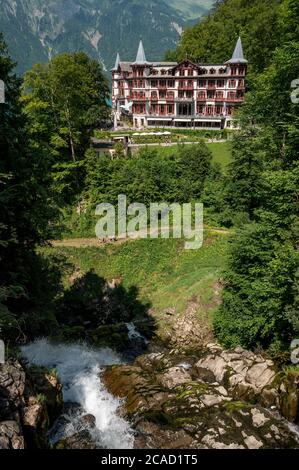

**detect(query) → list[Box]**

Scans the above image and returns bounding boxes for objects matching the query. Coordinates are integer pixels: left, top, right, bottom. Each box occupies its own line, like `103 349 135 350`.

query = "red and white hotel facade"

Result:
112 37 247 130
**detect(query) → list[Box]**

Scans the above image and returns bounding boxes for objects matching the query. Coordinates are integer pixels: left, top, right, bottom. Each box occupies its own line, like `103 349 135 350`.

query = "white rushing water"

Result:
21 338 134 449
126 322 149 343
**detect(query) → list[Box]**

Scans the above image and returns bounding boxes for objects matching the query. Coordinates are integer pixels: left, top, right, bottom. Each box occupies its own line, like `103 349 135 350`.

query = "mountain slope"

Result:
0 0 211 74
165 0 214 20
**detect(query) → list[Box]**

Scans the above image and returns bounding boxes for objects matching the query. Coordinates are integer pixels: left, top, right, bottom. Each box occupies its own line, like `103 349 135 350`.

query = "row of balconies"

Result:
138 112 233 118
115 85 245 98
126 93 244 103
115 70 246 80
125 83 245 90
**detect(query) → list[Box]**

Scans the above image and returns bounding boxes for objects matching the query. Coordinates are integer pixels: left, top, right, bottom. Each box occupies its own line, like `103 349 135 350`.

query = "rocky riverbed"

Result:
1 339 299 449
104 343 299 449
0 360 62 449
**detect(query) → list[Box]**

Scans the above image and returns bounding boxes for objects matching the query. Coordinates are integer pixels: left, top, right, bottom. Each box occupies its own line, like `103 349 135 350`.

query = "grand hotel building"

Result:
112 37 247 130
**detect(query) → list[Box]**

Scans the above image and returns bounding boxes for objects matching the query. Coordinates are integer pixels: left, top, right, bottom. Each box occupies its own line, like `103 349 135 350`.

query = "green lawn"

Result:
150 141 232 171
208 141 232 169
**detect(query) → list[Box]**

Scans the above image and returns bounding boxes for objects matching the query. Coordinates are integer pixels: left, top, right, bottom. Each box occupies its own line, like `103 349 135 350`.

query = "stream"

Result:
21 338 135 449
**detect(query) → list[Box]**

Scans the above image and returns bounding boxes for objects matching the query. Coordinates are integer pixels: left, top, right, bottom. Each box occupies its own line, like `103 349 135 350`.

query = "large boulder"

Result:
194 345 277 406
0 360 62 449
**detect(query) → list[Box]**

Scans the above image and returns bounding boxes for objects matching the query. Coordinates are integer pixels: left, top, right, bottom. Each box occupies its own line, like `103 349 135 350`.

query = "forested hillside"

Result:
167 0 285 74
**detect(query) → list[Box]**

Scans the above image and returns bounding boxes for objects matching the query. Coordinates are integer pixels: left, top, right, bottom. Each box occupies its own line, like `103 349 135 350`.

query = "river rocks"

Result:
157 367 192 388
103 347 299 449
0 360 62 449
55 430 97 449
194 344 278 406
49 402 98 449
0 421 24 449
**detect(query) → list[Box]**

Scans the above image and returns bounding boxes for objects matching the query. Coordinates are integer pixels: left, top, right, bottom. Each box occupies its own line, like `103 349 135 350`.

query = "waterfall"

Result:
21 338 134 449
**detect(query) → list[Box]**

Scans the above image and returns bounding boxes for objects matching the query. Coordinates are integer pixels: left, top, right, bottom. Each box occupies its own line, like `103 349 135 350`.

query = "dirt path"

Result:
50 227 231 248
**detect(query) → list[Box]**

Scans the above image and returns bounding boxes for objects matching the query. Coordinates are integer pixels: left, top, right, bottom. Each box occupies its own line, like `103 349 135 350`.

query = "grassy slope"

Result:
152 141 232 170
45 231 228 340
208 142 232 169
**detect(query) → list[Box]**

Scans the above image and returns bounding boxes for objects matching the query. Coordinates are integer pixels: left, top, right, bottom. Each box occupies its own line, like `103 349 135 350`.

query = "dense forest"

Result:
0 0 298 357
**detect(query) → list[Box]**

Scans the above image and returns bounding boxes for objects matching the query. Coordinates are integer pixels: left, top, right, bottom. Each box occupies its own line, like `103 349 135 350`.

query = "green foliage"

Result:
22 52 110 204
58 143 213 236
0 34 63 341
168 0 284 75
214 1 299 351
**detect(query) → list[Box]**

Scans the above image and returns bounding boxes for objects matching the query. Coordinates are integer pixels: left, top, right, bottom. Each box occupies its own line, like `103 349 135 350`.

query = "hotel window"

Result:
229 80 236 88
151 80 158 87
217 80 225 87
168 80 174 87
168 105 173 114
188 69 193 76
186 91 193 99
198 80 206 87
179 91 184 99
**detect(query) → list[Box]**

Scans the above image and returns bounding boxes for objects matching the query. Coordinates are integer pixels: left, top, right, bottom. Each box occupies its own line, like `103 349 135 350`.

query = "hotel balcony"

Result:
129 95 147 101
226 96 244 103
178 85 194 91
166 95 175 101
175 97 194 102
197 95 207 102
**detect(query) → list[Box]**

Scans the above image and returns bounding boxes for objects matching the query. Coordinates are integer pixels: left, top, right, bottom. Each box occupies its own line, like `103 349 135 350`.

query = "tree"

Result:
22 52 110 203
214 9 299 352
0 34 59 340
167 0 284 75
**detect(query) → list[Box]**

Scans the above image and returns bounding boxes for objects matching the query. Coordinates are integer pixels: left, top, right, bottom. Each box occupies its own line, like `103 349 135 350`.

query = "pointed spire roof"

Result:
112 52 120 70
133 40 150 65
225 36 248 64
